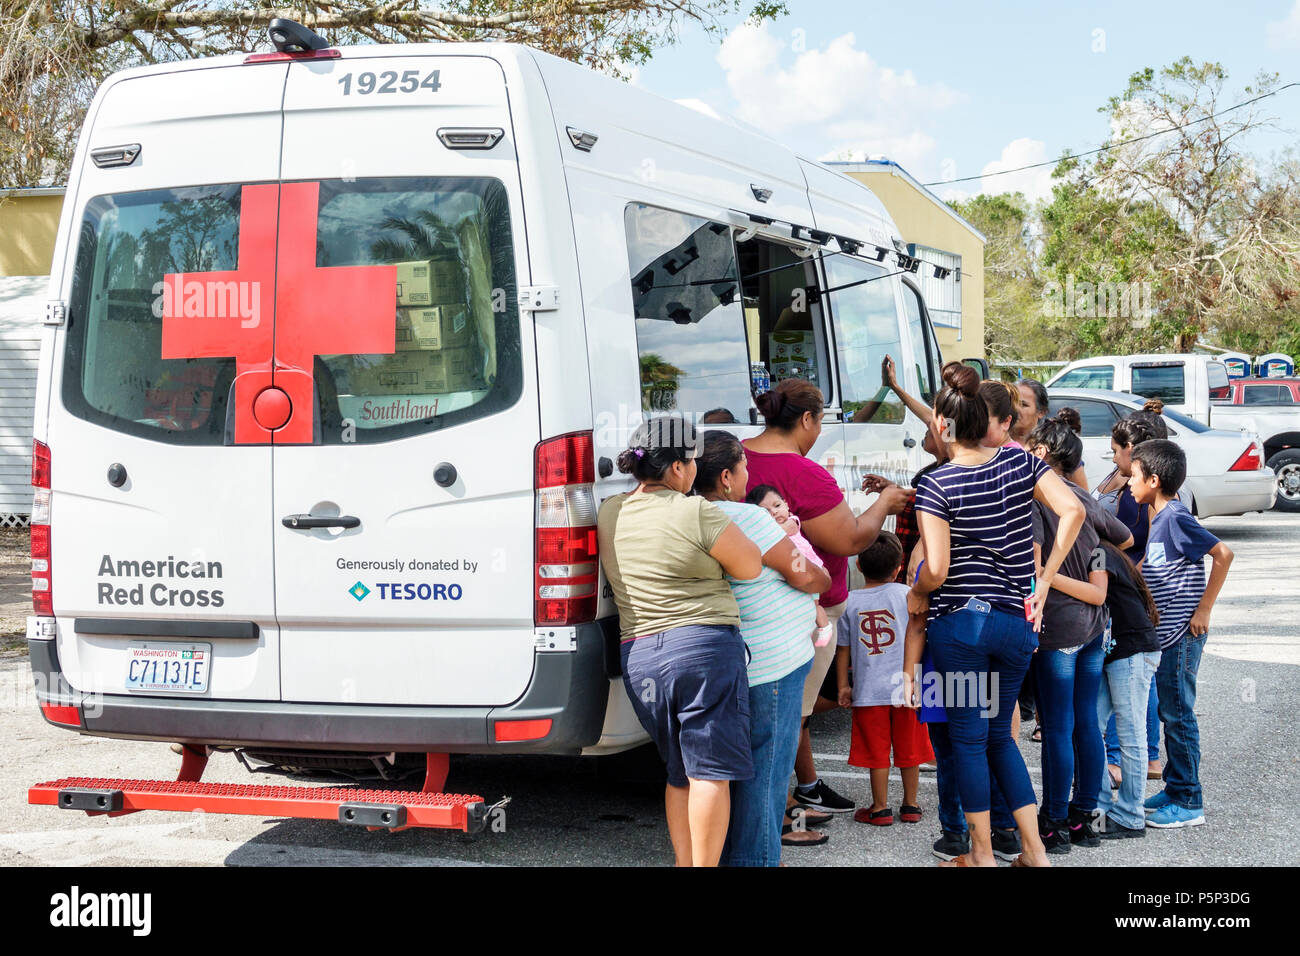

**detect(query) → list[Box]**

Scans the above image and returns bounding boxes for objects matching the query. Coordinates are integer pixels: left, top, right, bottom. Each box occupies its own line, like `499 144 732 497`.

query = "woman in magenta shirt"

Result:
743 377 909 825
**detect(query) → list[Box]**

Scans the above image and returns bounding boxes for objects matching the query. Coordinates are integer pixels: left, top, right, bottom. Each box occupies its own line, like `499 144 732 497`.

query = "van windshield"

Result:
62 177 521 445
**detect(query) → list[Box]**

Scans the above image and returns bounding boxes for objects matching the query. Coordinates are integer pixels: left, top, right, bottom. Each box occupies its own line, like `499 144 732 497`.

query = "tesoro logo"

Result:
349 582 465 601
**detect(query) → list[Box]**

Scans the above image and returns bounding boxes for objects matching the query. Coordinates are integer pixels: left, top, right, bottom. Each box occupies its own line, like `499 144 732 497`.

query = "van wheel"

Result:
1267 450 1300 512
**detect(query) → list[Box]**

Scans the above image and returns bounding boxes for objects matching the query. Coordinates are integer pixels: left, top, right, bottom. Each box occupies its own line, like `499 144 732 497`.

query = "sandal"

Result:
781 824 829 846
1030 724 1042 743
788 805 833 827
938 853 975 867
900 804 923 823
1147 761 1163 780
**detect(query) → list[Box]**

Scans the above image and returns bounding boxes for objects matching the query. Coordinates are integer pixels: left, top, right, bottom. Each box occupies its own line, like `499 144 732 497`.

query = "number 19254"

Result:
337 69 441 95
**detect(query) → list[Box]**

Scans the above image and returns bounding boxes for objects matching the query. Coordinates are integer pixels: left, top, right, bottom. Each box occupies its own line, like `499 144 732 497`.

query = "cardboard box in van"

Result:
395 258 466 307
771 359 817 383
395 305 475 352
769 330 815 362
350 346 484 395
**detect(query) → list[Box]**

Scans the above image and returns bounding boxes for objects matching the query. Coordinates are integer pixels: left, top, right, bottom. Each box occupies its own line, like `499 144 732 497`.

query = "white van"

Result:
28 26 949 783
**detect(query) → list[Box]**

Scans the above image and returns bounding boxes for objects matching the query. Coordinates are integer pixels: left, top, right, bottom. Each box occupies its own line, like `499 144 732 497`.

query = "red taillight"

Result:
535 432 598 626
32 439 50 489
243 49 341 63
1230 442 1263 471
40 702 79 727
31 440 51 615
494 718 553 743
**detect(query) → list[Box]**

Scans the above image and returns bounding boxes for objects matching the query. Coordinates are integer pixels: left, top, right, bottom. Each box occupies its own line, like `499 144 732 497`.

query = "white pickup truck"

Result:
1049 354 1300 511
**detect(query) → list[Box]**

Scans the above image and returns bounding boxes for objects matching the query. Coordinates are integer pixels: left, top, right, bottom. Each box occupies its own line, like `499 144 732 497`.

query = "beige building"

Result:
0 188 64 278
828 160 985 364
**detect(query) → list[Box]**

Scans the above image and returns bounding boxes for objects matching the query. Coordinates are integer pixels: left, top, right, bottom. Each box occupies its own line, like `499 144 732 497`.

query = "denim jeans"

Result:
1096 651 1160 829
1105 678 1160 764
1155 630 1206 810
1033 631 1106 820
927 721 1016 832
721 658 811 867
926 603 1038 814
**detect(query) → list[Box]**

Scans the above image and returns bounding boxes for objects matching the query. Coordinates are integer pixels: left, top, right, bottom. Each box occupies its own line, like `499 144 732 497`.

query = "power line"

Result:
923 82 1299 187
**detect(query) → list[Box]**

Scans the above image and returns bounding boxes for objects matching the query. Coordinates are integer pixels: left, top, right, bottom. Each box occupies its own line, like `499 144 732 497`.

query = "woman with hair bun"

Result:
743 377 910 825
908 362 1086 866
596 415 763 866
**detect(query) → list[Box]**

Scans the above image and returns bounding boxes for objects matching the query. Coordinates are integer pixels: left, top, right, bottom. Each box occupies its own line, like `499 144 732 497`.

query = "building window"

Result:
909 243 961 332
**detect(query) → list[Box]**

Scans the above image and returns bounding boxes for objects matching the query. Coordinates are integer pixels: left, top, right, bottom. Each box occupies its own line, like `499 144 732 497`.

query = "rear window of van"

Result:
62 177 521 444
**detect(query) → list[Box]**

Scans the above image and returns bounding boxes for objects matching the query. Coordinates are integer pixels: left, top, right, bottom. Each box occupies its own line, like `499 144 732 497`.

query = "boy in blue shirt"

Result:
1127 440 1234 828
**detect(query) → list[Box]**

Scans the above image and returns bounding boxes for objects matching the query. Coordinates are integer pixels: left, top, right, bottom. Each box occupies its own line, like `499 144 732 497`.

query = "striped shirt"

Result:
714 500 817 686
914 445 1051 621
1140 500 1219 649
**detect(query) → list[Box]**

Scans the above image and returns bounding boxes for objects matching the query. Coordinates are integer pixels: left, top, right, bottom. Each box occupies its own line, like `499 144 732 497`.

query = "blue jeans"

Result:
1033 631 1106 820
721 658 811 867
927 721 1016 832
1096 651 1160 829
1155 631 1206 810
1105 678 1160 764
926 603 1038 814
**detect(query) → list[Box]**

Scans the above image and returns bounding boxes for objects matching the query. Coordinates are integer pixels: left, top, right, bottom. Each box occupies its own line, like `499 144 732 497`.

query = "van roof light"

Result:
437 128 505 150
750 184 773 203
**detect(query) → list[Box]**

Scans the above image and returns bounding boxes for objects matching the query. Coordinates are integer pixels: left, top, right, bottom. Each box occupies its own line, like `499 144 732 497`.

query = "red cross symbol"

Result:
160 181 397 444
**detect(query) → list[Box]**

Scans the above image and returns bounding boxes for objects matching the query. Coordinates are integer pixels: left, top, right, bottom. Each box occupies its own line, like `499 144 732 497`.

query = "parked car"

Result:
1046 388 1276 518
1210 378 1300 512
1049 356 1300 511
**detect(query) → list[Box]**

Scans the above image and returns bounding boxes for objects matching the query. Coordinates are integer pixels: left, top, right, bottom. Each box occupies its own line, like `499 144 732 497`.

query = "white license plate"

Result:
125 643 211 694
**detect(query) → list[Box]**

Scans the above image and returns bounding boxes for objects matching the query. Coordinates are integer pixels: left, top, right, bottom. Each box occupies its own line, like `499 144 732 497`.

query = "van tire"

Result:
1268 449 1300 512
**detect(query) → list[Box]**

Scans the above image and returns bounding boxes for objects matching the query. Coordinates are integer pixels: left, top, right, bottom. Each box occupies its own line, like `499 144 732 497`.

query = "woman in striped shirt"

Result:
909 363 1085 867
693 431 833 865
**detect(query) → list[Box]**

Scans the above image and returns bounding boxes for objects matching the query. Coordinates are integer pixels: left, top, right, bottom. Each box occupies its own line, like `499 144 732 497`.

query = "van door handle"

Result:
282 514 361 530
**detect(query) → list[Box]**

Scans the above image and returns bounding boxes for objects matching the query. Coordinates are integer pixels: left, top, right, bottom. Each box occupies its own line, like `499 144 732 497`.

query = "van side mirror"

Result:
962 357 990 380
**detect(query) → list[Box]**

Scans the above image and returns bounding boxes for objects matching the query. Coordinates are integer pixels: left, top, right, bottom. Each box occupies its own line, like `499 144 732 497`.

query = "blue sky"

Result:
631 0 1300 202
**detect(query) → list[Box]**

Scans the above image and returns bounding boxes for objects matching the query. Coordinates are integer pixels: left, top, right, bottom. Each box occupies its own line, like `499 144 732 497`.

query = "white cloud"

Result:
1267 0 1300 49
977 138 1055 201
715 22 963 173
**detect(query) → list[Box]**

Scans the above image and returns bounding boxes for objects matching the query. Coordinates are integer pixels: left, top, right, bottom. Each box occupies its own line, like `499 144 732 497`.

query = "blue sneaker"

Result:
1144 790 1173 813
1145 803 1205 829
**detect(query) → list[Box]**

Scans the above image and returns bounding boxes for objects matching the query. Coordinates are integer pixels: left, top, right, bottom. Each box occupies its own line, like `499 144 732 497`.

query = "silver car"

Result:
1046 388 1277 518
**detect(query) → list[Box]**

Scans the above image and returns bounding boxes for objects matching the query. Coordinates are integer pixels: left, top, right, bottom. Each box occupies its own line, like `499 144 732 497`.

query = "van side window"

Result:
735 237 830 399
1053 366 1115 390
624 204 751 419
1131 364 1185 405
825 256 904 424
901 282 938 404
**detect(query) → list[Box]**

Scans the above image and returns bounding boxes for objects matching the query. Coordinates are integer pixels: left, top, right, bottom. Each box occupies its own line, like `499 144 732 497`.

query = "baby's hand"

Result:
778 515 800 535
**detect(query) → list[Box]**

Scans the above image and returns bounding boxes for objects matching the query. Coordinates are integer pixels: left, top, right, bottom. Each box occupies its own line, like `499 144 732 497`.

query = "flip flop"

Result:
788 806 833 827
781 825 829 846
1031 724 1042 743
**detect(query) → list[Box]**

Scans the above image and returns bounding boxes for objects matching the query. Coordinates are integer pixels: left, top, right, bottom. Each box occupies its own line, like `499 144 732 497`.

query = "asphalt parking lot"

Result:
1 511 1297 867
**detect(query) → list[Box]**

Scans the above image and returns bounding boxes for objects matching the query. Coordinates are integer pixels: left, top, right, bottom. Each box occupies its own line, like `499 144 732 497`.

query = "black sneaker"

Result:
792 779 856 813
932 829 971 861
1038 811 1071 854
1068 807 1101 848
991 826 1022 861
1098 815 1146 840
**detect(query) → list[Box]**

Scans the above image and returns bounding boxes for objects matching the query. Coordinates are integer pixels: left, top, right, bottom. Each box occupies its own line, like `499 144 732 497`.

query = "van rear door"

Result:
49 63 288 701
270 54 538 707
